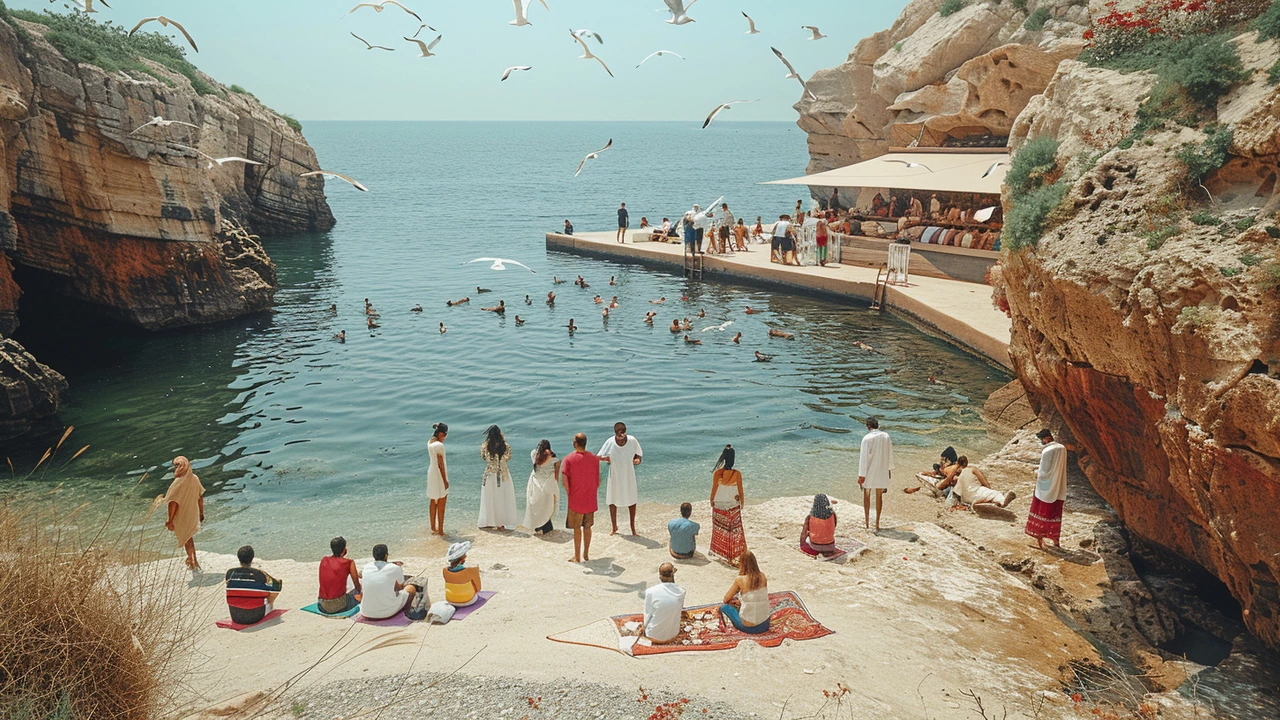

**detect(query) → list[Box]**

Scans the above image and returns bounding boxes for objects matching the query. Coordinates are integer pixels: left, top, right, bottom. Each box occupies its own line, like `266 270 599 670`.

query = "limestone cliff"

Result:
0 12 335 441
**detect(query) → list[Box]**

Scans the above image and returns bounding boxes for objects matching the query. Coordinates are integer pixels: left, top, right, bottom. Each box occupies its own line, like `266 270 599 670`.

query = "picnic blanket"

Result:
215 608 288 631
799 537 867 562
451 591 496 621
355 612 413 627
301 602 361 619
547 591 833 657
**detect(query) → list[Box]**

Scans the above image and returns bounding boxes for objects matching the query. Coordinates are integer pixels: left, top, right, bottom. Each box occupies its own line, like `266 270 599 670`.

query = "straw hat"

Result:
445 541 472 564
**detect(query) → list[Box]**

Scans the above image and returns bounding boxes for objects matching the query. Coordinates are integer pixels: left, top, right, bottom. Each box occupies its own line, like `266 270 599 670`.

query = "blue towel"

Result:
301 601 360 619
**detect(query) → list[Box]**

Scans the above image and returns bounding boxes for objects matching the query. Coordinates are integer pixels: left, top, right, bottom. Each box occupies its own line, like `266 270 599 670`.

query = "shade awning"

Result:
768 150 1008 195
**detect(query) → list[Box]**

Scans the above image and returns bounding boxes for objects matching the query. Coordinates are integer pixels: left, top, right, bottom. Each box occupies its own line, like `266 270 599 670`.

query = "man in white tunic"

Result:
1026 428 1068 550
600 421 643 536
857 416 894 531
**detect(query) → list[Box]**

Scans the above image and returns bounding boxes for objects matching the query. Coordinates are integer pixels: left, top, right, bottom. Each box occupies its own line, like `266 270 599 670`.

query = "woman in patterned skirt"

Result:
709 445 746 566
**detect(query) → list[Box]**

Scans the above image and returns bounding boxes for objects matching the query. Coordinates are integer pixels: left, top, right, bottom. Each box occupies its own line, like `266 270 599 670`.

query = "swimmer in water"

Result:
482 300 506 314
333 330 345 342
609 296 619 309
546 291 556 305
411 304 423 313
553 276 567 285
681 295 689 302
609 276 617 286
447 297 471 307
515 316 525 326
525 295 533 305
567 319 577 334
744 306 761 314
602 308 609 318
681 318 694 331
593 295 603 304
697 309 706 318
732 332 742 344
476 286 491 294
769 328 794 340
670 319 682 333
684 335 702 345
855 341 876 353
649 297 666 305
327 304 338 313
644 312 656 325
439 323 447 334
754 351 774 362
367 317 380 329
366 305 380 317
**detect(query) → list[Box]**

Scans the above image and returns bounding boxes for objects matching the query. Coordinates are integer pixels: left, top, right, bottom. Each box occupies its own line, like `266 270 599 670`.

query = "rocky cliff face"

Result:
796 0 1088 178
1000 35 1280 648
0 15 335 441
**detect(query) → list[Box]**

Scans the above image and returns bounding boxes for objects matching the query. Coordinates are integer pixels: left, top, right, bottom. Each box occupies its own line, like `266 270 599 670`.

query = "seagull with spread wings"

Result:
502 66 533 81
351 32 395 51
802 25 828 40
574 139 613 178
636 50 684 68
348 1 422 22
510 0 549 26
464 258 536 273
69 0 111 13
404 34 442 57
301 170 369 192
742 12 760 34
573 29 604 44
884 159 933 172
702 100 752 129
662 0 697 25
130 116 199 135
770 47 817 101
981 160 1006 178
174 145 263 170
411 23 437 38
129 16 198 52
570 29 614 78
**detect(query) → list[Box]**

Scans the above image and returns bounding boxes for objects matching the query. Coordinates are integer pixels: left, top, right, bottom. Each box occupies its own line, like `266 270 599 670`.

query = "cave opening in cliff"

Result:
1131 540 1244 667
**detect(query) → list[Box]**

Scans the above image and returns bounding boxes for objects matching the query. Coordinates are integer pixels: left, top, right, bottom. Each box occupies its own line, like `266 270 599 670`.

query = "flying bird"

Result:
205 156 262 169
410 23 437 38
973 206 998 223
662 0 697 25
464 258 536 273
501 66 533 81
570 30 614 78
770 47 817 101
351 32 394 51
129 16 198 52
636 50 684 68
802 25 827 40
981 160 1006 178
702 100 751 129
742 12 760 34
301 170 369 192
573 29 604 44
574 138 613 178
130 116 199 135
69 0 111 12
347 1 422 22
404 34 442 57
510 0 539 26
884 159 933 172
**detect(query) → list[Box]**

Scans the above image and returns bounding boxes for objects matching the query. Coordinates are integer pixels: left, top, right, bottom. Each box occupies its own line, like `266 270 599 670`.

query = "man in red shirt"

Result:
561 432 601 563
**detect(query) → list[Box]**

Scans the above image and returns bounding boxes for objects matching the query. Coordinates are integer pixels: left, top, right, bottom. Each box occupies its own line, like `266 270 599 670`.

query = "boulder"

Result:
0 337 65 442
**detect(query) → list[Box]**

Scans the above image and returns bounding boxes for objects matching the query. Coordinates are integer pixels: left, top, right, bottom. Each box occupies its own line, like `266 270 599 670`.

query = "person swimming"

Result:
609 276 617 286
684 335 702 345
768 328 794 340
447 297 470 307
482 301 506 314
567 319 577 334
744 307 761 314
553 276 566 284
593 296 603 304
602 308 609 318
327 304 338 313
476 286 491 294
411 304 423 313
697 309 706 318
515 316 525 326
333 330 345 342
366 305 380 317
525 295 533 305
650 297 666 305
546 291 556 305
644 312 655 325
367 317 380 329
754 351 773 362
854 341 875 353
439 323 447 334
670 319 681 333
681 318 693 331
609 297 619 309
732 332 742 344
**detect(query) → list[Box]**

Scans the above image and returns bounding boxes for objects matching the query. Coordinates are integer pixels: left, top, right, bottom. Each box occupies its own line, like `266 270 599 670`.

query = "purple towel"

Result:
355 612 414 627
450 591 497 621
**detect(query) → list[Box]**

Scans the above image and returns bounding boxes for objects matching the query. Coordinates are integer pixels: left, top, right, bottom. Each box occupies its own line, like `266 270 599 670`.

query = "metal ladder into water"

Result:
683 248 703 280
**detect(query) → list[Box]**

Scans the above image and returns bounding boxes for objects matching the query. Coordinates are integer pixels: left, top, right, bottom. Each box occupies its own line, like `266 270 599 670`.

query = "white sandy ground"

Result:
169 487 1111 720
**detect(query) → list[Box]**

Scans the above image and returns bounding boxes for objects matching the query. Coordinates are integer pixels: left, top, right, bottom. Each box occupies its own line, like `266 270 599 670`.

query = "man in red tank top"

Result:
561 433 601 563
317 536 363 615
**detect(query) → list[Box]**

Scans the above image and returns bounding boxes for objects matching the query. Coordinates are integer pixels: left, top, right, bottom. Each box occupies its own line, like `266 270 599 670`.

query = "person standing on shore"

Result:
719 203 736 254
427 423 449 537
478 425 517 531
857 417 894 532
709 445 746 566
524 439 561 535
617 202 629 244
159 455 204 571
561 433 601 563
1026 429 1068 550
599 422 643 536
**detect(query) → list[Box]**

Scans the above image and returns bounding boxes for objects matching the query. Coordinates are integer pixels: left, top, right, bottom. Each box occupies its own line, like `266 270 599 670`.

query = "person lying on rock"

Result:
950 456 1015 509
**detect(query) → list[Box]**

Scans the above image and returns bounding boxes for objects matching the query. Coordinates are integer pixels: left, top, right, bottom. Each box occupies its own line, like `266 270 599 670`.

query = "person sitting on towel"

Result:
720 550 771 634
952 456 1016 508
667 502 700 560
800 494 840 558
225 545 282 626
361 543 416 619
317 536 362 615
443 541 482 607
643 562 686 644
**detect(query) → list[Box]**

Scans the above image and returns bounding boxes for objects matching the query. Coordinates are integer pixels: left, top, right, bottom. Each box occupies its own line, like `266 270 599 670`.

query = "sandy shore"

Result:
175 465 1107 720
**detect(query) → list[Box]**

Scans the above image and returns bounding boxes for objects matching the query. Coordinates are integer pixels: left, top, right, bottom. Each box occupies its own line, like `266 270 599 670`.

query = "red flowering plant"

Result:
1084 0 1268 62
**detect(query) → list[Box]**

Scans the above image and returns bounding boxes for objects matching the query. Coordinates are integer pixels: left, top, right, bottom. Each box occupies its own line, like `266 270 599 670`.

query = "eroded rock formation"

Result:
0 336 65 441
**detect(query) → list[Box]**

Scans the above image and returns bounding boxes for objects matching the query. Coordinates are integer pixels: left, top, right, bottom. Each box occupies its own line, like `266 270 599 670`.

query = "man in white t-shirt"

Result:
360 543 417 619
643 563 686 644
771 215 792 264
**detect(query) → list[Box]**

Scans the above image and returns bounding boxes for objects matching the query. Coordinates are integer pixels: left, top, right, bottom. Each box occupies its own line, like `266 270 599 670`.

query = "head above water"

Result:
237 545 254 566
680 502 692 519
330 536 347 557
658 562 676 583
373 543 388 562
865 416 880 430
714 444 735 472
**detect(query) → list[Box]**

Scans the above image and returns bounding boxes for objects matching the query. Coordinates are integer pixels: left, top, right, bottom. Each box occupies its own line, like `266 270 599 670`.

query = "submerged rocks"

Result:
0 337 65 442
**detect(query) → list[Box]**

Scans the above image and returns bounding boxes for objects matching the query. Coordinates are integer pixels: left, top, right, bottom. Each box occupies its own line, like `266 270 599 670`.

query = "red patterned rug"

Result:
612 591 833 656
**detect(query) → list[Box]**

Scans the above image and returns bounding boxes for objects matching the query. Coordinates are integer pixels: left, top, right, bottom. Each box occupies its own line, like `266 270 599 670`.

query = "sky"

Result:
11 0 911 121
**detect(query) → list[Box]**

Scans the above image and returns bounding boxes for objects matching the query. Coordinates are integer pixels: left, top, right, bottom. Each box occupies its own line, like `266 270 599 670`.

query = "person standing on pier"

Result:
617 202 629 244
600 422 643 536
719 203 736 254
857 417 894 532
1026 429 1067 550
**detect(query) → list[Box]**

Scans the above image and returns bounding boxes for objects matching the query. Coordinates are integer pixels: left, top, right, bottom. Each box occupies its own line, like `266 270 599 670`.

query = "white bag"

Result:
427 601 456 624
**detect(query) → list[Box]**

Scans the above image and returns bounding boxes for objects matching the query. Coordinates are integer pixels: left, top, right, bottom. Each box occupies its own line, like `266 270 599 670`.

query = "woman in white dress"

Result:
523 439 561 535
427 423 449 537
478 425 518 530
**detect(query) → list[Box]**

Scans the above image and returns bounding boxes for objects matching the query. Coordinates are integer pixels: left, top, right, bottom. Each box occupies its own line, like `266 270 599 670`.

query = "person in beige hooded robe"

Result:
162 456 205 570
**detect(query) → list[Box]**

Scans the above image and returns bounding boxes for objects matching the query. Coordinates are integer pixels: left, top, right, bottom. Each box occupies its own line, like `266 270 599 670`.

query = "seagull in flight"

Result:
662 0 698 25
129 16 198 52
348 1 422 22
404 34 442 57
301 170 369 192
770 47 817 101
465 258 537 273
702 100 752 129
742 12 760 34
351 32 394 51
410 23 437 38
574 138 613 177
636 50 684 68
130 116 198 135
973 206 998 222
884 159 933 172
570 29 614 77
69 0 110 13
178 147 263 170
510 0 550 26
802 25 828 40
501 66 533 81
981 160 1006 178
573 29 604 44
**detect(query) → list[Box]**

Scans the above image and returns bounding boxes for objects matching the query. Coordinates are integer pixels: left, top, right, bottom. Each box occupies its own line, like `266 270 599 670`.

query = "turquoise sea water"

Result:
6 122 1009 559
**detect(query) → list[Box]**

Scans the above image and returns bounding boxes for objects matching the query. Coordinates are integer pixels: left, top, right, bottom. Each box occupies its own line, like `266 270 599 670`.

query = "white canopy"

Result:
768 149 1008 195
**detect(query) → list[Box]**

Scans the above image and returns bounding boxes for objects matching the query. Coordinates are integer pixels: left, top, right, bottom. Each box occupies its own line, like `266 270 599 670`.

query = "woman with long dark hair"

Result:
709 444 746 566
427 423 450 536
478 425 517 530
523 439 561 535
800 493 839 559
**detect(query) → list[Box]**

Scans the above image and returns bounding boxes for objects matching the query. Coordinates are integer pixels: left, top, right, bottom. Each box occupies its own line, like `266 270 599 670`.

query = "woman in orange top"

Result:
800 493 839 558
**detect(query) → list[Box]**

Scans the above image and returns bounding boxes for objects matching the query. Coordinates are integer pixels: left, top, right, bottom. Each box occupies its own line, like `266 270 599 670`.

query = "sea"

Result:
4 121 1010 559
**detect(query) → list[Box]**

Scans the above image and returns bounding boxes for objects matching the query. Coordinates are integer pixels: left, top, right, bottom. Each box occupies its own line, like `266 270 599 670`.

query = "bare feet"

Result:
569 557 580 563
610 526 619 536
903 487 921 494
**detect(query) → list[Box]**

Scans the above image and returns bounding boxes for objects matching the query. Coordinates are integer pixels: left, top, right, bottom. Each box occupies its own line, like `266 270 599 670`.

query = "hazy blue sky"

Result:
11 0 910 121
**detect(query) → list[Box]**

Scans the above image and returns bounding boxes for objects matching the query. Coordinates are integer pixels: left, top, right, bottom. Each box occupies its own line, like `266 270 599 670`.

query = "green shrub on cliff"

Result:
1254 0 1280 40
1176 124 1233 187
1003 181 1068 250
939 0 967 17
1006 136 1060 197
281 113 302 134
6 10 216 96
1024 8 1051 30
